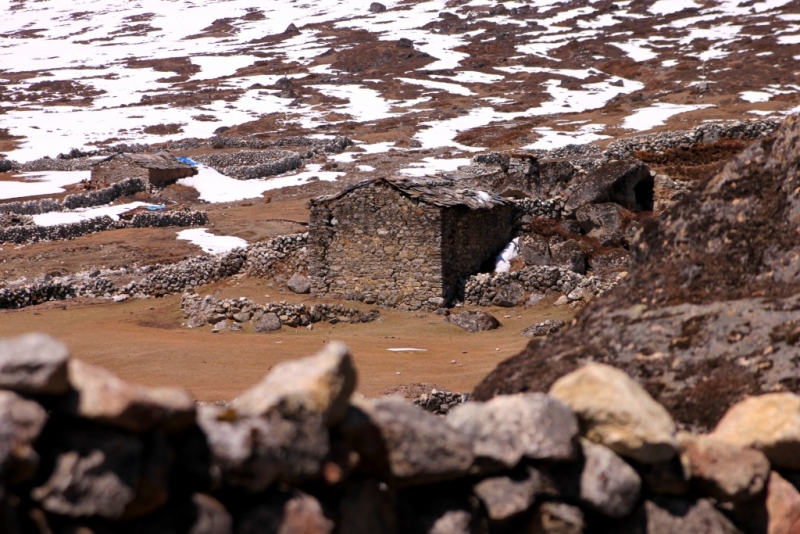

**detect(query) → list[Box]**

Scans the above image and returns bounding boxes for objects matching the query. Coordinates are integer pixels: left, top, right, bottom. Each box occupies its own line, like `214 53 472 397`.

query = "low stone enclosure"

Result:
308 177 514 310
0 333 798 533
0 178 147 216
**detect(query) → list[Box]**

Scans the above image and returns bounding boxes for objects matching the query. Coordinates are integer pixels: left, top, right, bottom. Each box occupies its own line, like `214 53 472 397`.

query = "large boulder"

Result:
233 342 356 425
472 114 800 430
574 439 641 519
0 333 70 395
57 359 195 433
519 234 551 266
550 240 586 274
254 312 282 332
548 363 678 464
678 432 770 503
491 282 525 307
287 273 311 294
446 310 500 332
575 203 627 247
564 159 652 213
359 397 474 486
446 393 577 468
711 393 800 471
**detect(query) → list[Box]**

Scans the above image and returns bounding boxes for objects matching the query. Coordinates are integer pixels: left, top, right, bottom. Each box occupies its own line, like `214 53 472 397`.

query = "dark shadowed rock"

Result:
238 491 333 534
287 273 311 294
57 359 195 433
196 406 329 492
369 2 387 13
521 319 565 337
733 471 800 534
679 432 770 503
446 393 577 467
473 466 542 521
550 240 586 274
398 492 486 534
254 312 282 332
527 502 585 534
491 282 525 307
446 310 500 332
575 439 641 519
362 397 474 485
576 203 627 246
473 115 800 430
0 333 70 395
519 234 551 266
564 159 652 212
31 428 143 519
233 342 356 425
619 498 741 534
0 390 47 485
338 478 397 534
189 494 232 534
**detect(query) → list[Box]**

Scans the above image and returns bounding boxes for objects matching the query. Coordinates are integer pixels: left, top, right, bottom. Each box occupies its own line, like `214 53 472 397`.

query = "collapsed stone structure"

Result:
91 152 197 188
308 176 513 310
474 113 800 431
0 334 799 533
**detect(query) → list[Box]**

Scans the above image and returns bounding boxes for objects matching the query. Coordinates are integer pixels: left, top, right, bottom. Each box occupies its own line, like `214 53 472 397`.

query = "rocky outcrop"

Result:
473 113 800 431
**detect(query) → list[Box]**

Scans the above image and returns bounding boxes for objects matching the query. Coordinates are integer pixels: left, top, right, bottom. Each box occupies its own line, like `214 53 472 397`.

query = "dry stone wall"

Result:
0 178 146 215
193 150 303 180
309 183 447 310
180 293 379 329
0 210 208 245
463 266 622 306
0 334 796 533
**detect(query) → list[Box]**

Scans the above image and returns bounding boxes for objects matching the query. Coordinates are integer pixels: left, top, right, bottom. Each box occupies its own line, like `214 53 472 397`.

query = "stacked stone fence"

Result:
0 210 207 245
0 178 147 216
463 265 620 306
605 118 780 159
180 293 379 329
0 233 310 309
511 197 564 220
193 150 303 180
0 333 795 533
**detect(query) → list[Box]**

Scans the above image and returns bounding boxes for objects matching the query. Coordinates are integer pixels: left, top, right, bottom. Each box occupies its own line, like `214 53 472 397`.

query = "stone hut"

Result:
91 152 197 188
308 176 514 310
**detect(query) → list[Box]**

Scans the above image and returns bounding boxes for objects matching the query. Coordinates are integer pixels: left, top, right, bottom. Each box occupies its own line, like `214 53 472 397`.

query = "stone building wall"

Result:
309 182 444 310
91 158 149 186
441 204 513 300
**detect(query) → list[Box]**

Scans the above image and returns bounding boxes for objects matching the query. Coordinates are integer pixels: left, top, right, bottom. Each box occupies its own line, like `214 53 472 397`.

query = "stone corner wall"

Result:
308 183 446 311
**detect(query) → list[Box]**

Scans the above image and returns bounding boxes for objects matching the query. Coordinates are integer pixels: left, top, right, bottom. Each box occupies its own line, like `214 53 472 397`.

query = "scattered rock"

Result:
233 342 356 425
446 393 577 467
0 333 70 395
287 273 311 294
711 392 800 470
254 312 282 332
238 491 334 534
678 432 770 503
550 240 586 274
528 502 585 534
549 363 678 464
473 466 541 521
446 310 500 332
491 281 525 307
369 1 387 12
620 497 741 534
521 319 565 337
519 234 551 266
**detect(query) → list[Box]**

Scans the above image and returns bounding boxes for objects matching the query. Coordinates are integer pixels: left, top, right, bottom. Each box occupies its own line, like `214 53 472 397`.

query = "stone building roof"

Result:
310 176 506 210
95 152 195 170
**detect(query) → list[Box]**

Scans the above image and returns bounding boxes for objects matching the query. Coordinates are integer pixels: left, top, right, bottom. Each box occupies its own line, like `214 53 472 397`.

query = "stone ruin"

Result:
0 333 798 533
308 176 514 311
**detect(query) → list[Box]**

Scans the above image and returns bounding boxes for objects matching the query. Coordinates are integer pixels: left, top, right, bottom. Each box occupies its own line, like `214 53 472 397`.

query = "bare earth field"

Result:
0 279 576 400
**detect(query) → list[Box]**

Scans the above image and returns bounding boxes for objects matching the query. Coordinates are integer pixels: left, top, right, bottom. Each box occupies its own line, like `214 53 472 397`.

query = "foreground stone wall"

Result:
0 178 147 216
0 334 797 533
309 183 446 310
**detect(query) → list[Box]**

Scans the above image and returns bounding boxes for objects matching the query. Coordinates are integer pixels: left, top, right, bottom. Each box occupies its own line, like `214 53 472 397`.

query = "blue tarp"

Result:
176 156 198 166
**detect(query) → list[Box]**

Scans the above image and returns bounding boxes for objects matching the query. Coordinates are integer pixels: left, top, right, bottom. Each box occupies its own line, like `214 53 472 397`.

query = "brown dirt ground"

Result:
0 278 577 401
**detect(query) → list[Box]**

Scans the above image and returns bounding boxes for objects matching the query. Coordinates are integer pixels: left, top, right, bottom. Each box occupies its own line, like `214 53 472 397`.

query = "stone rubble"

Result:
0 334 794 532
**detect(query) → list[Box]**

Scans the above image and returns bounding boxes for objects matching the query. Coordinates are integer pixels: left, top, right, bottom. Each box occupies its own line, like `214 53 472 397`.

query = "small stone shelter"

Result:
91 152 197 188
308 176 514 310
